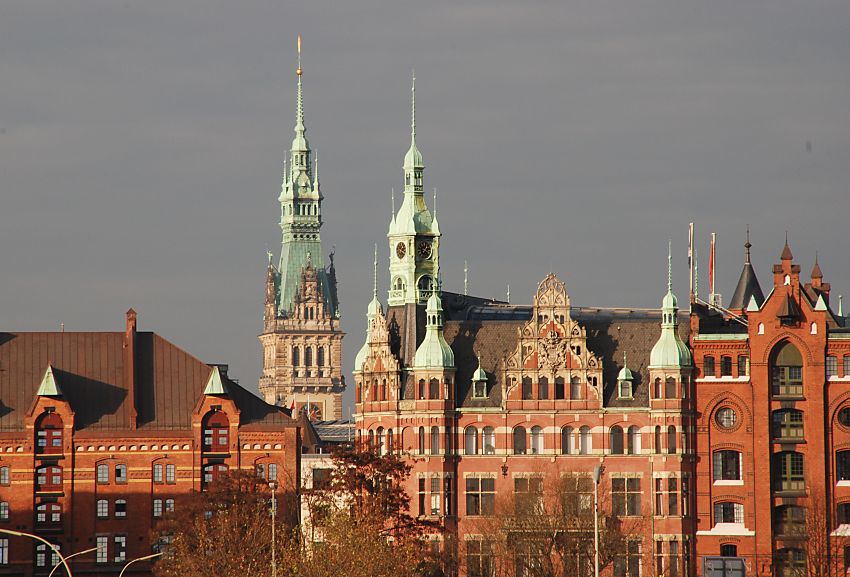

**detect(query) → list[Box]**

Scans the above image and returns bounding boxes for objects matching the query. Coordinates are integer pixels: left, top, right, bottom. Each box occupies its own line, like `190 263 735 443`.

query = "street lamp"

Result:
0 528 74 577
48 547 97 577
593 464 605 577
117 552 163 577
269 480 278 577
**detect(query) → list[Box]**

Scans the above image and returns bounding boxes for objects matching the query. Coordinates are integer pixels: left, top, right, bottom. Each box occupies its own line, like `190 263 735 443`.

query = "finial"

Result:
314 149 319 188
839 295 844 317
464 260 469 296
694 246 699 299
433 188 437 216
745 225 752 264
267 249 273 266
507 284 511 304
411 70 416 142
373 244 378 299
623 350 628 368
296 34 302 76
391 187 395 217
667 239 672 293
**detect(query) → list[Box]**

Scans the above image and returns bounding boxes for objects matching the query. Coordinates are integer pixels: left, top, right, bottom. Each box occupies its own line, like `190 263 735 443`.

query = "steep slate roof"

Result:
386 297 688 410
0 331 294 432
728 263 765 310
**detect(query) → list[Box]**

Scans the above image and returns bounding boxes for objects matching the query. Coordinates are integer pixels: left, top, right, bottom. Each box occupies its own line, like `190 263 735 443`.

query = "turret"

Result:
650 243 692 370
728 229 765 313
413 290 455 370
355 246 383 371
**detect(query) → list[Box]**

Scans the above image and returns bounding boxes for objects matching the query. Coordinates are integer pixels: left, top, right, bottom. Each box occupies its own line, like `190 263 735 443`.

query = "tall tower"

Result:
387 74 441 306
259 37 345 420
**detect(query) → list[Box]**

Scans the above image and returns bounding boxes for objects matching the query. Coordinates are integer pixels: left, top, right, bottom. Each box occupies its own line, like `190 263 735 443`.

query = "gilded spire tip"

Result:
296 34 302 76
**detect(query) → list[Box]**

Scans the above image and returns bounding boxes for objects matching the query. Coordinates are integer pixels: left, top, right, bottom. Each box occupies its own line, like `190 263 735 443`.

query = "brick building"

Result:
353 77 849 577
0 310 300 576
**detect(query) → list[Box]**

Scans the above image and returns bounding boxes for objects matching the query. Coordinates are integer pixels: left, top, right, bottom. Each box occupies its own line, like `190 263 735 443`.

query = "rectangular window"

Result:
96 536 108 564
838 503 850 525
774 410 804 440
465 477 496 516
522 379 532 400
837 451 850 481
115 499 127 519
612 477 641 517
312 468 331 490
775 452 805 492
539 379 549 400
114 535 126 563
654 478 663 516
466 539 494 577
268 463 278 482
430 476 441 516
96 464 109 484
153 464 163 484
560 475 592 516
613 539 641 577
0 502 8 521
738 355 749 377
721 356 733 377
97 500 108 519
0 467 8 486
714 502 744 524
0 538 7 565
845 356 850 378
153 499 163 518
713 450 742 481
418 478 426 517
828 356 838 378
669 540 680 577
256 464 266 480
703 356 716 377
514 477 544 515
166 464 176 484
115 464 127 484
773 366 803 397
165 499 175 513
668 478 679 516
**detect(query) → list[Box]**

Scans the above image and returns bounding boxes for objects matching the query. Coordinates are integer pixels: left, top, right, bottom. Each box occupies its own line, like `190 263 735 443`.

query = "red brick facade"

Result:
0 311 300 576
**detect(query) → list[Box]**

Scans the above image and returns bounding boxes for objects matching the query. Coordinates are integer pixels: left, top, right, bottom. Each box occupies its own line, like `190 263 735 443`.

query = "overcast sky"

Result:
2 0 848 410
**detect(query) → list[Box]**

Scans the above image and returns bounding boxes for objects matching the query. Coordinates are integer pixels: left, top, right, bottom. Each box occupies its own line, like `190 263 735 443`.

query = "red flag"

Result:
289 399 296 411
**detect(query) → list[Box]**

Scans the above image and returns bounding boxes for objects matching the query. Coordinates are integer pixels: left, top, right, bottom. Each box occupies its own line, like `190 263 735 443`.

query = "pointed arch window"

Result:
418 379 426 400
610 426 624 455
521 377 533 400
772 342 803 397
36 412 63 454
539 377 549 400
561 427 573 455
654 378 662 399
555 377 565 399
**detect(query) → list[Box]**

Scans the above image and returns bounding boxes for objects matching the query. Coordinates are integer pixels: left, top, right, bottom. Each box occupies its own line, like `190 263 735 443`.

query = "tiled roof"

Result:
0 330 294 432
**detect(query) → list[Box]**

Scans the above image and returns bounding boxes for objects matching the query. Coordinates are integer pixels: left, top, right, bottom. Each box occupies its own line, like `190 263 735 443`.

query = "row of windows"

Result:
520 376 584 400
703 355 749 378
827 355 850 378
291 345 327 367
365 424 686 456
0 535 129 567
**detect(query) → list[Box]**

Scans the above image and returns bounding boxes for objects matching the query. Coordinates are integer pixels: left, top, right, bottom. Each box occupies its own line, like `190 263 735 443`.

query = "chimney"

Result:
124 309 138 429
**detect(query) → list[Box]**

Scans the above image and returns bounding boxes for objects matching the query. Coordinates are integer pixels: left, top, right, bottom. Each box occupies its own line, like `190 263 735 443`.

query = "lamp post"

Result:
593 464 605 577
269 480 278 577
117 552 163 577
48 547 97 577
0 528 74 577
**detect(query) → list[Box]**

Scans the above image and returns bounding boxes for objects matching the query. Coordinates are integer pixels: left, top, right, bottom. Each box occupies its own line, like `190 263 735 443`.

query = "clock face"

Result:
396 242 406 259
417 240 432 260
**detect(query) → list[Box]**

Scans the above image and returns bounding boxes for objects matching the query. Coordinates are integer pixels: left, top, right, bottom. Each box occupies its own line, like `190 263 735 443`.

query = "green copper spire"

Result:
404 72 423 170
274 36 337 317
413 288 455 368
650 242 692 368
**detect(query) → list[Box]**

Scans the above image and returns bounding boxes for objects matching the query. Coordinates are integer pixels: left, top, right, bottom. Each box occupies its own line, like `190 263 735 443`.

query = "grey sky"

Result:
2 0 848 410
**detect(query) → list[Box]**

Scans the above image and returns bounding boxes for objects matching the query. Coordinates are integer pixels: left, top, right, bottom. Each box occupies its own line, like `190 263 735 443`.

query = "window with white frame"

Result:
153 499 163 518
430 476 441 516
153 463 163 484
0 538 8 565
115 499 127 519
96 499 109 519
166 464 176 484
97 463 109 484
482 427 496 455
113 535 126 563
96 536 108 563
0 502 8 521
115 464 127 484
0 466 8 486
714 501 744 524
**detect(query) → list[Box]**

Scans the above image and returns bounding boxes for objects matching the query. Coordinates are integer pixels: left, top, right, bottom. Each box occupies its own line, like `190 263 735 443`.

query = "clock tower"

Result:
387 75 440 306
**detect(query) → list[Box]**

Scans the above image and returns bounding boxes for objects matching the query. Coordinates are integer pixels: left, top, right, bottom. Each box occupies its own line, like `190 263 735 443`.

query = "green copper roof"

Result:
36 365 62 397
472 356 487 382
203 366 228 396
414 291 455 369
649 244 692 368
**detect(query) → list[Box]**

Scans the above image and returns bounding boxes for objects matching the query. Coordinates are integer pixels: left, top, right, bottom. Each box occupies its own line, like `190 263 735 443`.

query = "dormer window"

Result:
202 410 230 453
35 412 63 455
618 379 632 399
473 379 487 399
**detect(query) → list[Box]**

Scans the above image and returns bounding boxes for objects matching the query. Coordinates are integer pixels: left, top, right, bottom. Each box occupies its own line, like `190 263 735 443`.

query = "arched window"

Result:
376 427 385 455
417 275 433 297
555 377 565 399
713 450 741 481
522 377 533 400
653 378 662 399
713 501 744 524
292 346 300 367
393 277 405 291
513 427 527 455
418 427 425 455
627 426 640 455
609 426 624 454
775 548 806 577
36 412 63 454
305 346 313 367
665 377 676 398
36 465 62 491
530 426 544 454
655 426 662 454
579 426 591 455
771 342 803 397
561 427 573 455
667 426 677 454
465 427 479 455
202 410 229 452
483 427 496 455
371 380 378 402
539 377 549 400
36 502 62 526
317 346 325 367
430 427 440 455
202 463 228 487
380 379 387 401
367 429 375 451
387 429 394 453
429 378 440 399
418 379 426 400
35 542 62 568
570 377 582 400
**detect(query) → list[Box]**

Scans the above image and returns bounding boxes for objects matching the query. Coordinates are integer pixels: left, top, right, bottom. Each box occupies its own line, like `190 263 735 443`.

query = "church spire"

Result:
403 72 424 175
292 35 309 152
